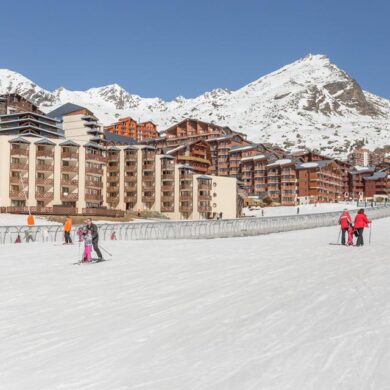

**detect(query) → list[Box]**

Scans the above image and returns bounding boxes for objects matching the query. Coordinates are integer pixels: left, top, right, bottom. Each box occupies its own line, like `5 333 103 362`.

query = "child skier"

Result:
82 229 93 262
347 224 355 246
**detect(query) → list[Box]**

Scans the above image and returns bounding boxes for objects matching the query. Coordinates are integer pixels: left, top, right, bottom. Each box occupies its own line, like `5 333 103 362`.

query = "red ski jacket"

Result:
354 213 371 229
339 212 352 229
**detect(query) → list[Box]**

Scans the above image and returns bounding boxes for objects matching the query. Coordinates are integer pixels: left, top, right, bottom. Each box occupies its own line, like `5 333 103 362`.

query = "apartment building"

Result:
348 166 376 200
104 117 159 142
266 159 298 205
296 160 343 203
348 148 384 167
165 139 212 174
363 171 389 199
0 94 43 115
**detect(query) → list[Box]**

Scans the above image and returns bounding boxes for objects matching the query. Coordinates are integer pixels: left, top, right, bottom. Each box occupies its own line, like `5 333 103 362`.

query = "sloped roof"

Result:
103 131 138 145
59 139 80 147
47 103 88 119
8 136 30 144
35 138 56 145
363 171 387 181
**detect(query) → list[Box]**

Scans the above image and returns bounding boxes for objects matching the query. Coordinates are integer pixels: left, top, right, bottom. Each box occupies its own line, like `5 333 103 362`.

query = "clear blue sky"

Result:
0 0 388 100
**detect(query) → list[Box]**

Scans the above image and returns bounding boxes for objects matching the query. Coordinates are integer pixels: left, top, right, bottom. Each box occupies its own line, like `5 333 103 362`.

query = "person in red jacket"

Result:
354 209 371 247
338 209 352 245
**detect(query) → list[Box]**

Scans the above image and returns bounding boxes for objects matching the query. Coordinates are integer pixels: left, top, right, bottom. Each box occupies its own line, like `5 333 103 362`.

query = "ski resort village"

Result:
1 10 390 387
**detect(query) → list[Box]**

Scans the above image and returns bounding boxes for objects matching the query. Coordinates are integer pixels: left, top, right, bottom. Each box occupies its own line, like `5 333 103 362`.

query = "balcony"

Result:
180 183 192 190
161 195 174 202
36 192 54 201
142 196 155 203
36 150 54 158
61 179 78 186
107 154 120 162
61 151 79 160
9 191 27 200
62 165 79 173
10 148 29 157
9 177 28 185
85 180 103 189
198 205 212 213
161 206 174 212
107 176 120 183
161 184 174 191
179 173 193 181
124 195 137 203
180 195 193 201
124 176 137 183
85 167 103 175
198 194 212 201
125 165 137 173
143 183 155 191
198 183 211 190
125 154 137 162
61 193 78 201
142 163 155 172
107 165 119 173
85 193 103 201
85 153 106 163
161 173 174 181
106 195 119 203
180 205 193 213
10 163 28 171
36 163 54 172
36 178 54 186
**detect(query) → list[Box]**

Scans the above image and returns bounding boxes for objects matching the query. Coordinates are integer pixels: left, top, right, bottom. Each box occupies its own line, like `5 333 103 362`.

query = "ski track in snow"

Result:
0 219 390 389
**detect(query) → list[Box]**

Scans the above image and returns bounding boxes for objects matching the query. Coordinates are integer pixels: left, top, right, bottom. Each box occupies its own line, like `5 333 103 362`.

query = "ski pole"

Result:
99 244 112 257
369 224 372 244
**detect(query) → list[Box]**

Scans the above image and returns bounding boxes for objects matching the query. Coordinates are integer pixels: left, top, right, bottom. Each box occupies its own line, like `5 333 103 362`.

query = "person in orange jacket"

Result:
63 216 73 244
354 209 371 247
27 214 35 226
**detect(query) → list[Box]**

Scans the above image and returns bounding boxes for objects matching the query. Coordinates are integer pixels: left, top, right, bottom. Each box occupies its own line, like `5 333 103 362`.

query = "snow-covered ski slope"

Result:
1 219 389 389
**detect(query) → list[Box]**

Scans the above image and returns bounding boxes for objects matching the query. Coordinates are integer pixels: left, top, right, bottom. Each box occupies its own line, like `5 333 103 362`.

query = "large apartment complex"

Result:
0 95 237 220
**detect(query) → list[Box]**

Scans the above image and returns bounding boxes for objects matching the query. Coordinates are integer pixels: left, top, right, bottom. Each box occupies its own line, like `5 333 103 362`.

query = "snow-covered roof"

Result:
197 175 212 180
267 159 293 167
240 154 266 162
363 171 387 181
296 160 333 170
229 144 257 153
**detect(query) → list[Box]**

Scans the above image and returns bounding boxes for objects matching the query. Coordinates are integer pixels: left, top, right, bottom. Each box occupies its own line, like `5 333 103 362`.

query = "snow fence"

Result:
1 205 390 244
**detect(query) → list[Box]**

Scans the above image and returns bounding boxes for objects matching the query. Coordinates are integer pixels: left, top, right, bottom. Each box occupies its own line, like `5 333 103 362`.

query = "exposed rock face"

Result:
0 54 389 158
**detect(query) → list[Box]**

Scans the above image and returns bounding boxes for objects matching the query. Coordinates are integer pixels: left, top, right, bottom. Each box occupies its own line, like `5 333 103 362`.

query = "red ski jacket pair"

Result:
339 212 352 229
354 213 371 229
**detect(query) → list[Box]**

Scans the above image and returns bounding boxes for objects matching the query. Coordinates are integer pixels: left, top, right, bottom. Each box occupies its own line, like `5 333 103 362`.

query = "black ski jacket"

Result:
85 223 99 241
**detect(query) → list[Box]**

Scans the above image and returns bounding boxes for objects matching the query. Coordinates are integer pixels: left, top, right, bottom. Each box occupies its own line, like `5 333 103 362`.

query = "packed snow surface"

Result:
243 202 357 217
0 214 60 226
1 218 389 389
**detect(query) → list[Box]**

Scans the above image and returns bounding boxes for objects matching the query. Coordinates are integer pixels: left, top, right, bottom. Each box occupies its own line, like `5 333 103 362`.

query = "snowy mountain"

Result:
1 54 389 157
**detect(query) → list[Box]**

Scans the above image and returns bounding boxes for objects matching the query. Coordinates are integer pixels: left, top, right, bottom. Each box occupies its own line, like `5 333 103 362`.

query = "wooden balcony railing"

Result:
85 153 106 163
85 180 103 188
35 178 54 186
36 192 54 200
142 196 155 203
85 193 103 201
62 165 79 173
10 148 29 156
36 150 54 158
9 177 28 184
10 163 28 171
85 167 103 175
61 179 79 186
198 205 212 213
9 191 27 200
60 193 79 201
61 151 79 160
36 163 54 172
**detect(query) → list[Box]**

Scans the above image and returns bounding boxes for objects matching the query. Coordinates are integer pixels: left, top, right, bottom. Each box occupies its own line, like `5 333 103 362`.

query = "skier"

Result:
81 228 93 262
63 216 73 244
354 209 371 247
84 218 103 261
27 213 35 226
338 208 352 245
15 234 22 243
24 228 34 243
297 207 300 215
111 231 117 240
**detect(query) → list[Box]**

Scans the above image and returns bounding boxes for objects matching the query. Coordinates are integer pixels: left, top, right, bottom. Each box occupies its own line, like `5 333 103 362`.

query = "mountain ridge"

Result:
1 54 389 157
